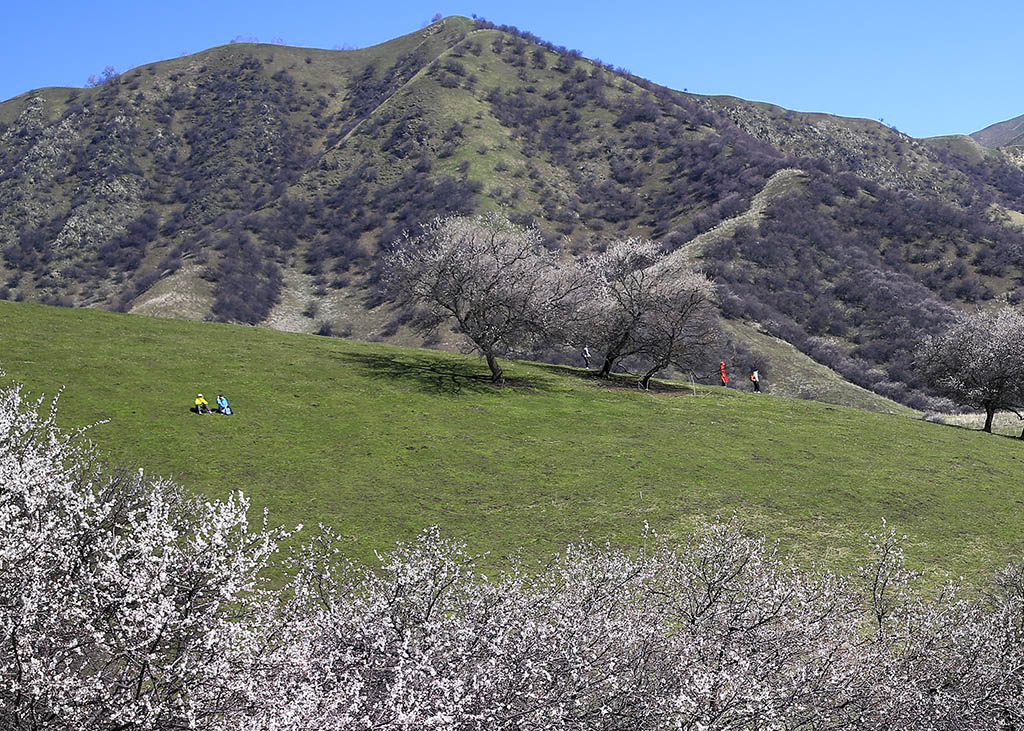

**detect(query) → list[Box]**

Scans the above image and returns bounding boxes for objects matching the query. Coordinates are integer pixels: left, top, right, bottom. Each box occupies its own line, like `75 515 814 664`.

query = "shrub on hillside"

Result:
2 376 1024 728
0 377 295 729
207 232 283 324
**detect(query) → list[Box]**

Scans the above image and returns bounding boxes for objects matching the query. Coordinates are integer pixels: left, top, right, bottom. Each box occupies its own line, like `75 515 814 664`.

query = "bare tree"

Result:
86 65 119 87
579 238 661 377
579 238 719 387
383 214 583 383
919 307 1024 433
633 263 720 389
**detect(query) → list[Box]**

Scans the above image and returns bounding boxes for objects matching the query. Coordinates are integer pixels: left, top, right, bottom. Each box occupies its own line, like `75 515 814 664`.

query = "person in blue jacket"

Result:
216 393 233 415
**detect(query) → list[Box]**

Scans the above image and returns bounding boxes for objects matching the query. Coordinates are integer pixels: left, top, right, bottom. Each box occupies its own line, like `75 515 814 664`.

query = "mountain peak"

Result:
2 21 1024 413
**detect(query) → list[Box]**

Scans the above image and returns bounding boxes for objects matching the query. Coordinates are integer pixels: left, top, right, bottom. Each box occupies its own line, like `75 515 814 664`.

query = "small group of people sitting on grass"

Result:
194 393 232 415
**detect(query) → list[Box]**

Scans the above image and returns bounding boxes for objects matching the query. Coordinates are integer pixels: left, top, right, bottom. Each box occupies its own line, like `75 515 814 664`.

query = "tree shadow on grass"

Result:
923 416 1024 441
532 362 712 395
331 352 556 395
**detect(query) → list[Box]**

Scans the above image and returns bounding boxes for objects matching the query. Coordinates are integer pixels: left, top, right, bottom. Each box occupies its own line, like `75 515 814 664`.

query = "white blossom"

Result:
2 376 1023 729
576 237 720 387
919 307 1024 432
0 379 295 729
383 214 586 383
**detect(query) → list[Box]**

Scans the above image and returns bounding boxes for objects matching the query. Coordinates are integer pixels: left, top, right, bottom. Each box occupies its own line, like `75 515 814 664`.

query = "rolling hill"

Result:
2 299 1022 580
2 16 1024 411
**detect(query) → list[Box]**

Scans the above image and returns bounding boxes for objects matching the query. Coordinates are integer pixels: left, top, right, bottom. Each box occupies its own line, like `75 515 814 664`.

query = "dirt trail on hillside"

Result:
130 263 213 320
668 167 807 265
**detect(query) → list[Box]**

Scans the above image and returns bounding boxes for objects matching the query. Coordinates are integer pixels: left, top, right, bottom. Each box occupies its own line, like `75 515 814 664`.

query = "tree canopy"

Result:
383 214 584 382
578 237 720 387
919 307 1024 433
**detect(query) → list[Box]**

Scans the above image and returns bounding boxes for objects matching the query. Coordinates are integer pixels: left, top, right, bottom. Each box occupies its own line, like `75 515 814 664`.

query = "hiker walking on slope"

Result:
719 361 729 387
750 369 761 392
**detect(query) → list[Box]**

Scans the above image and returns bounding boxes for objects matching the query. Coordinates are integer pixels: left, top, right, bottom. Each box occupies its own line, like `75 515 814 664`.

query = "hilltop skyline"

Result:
1 0 1021 140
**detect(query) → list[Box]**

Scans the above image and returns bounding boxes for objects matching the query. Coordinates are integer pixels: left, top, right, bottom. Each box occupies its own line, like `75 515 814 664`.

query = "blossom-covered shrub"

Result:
0 377 295 729
2 375 1022 729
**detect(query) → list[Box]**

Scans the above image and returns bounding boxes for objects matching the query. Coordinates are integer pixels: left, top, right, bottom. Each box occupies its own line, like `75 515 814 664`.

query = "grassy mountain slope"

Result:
719 319 916 414
973 113 1024 148
2 16 1024 411
2 300 1022 579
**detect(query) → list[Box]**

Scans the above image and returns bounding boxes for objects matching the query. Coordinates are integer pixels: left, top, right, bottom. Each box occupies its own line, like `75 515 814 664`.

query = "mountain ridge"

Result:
2 16 1024 410
972 113 1024 148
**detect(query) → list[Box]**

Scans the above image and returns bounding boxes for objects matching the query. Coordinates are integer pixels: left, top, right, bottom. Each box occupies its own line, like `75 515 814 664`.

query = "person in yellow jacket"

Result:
194 393 211 414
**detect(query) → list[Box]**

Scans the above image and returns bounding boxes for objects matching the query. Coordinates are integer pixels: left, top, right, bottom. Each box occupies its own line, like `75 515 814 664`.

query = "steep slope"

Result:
973 113 1024 148
0 18 481 319
2 16 1024 410
700 95 1024 207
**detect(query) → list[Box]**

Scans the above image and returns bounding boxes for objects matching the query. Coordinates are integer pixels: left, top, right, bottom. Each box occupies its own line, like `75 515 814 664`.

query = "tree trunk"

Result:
486 352 503 384
599 334 631 379
983 406 995 433
639 365 661 390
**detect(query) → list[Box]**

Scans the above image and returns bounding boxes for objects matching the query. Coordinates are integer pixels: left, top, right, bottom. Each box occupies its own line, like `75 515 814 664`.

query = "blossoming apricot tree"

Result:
2 374 1023 729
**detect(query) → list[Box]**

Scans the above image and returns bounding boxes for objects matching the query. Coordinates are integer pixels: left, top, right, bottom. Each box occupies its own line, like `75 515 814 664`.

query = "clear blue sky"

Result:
1 0 1019 138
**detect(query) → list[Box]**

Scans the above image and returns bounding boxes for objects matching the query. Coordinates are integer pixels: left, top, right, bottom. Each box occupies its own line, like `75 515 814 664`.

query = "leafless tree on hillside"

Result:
577 237 720 387
918 307 1024 433
383 214 586 383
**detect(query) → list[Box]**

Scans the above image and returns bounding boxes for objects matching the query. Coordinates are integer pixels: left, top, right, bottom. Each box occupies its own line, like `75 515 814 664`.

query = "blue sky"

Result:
1 0 1019 138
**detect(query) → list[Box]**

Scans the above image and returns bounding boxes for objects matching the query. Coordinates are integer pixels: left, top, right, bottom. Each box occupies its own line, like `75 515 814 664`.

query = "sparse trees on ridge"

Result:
918 307 1024 433
578 237 720 387
383 214 586 382
86 65 119 87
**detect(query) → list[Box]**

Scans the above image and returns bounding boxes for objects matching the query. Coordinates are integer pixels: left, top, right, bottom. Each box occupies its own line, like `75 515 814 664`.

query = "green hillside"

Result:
3 16 1024 414
3 300 1023 579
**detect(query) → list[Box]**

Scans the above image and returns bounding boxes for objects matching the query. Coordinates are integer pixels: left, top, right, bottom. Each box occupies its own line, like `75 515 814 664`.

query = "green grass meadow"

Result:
2 300 1023 579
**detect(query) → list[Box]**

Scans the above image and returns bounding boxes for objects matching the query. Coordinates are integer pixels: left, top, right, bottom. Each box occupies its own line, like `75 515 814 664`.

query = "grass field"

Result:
2 300 1023 580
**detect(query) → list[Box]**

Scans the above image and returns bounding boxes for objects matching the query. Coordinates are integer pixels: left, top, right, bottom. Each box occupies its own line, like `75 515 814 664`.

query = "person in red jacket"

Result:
719 361 729 387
